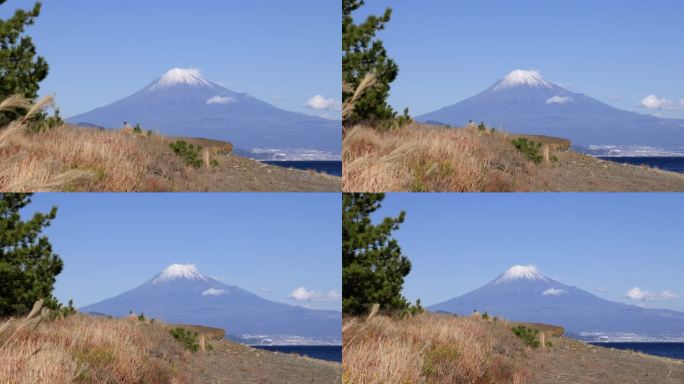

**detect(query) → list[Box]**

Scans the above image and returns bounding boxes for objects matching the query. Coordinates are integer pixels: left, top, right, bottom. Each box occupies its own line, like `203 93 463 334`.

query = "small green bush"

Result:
481 311 489 320
133 123 143 134
511 138 543 164
169 140 203 168
170 327 200 352
511 325 540 348
137 313 145 322
422 344 460 379
477 121 487 131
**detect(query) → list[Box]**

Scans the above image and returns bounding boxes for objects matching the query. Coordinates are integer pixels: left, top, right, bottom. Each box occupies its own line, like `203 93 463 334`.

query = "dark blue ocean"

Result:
263 161 342 177
599 157 684 173
590 342 684 360
252 345 342 362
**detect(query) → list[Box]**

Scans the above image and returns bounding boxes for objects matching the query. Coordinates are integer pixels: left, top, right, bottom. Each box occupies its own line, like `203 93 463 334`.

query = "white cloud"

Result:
542 288 567 296
202 288 228 296
206 95 235 105
639 94 684 111
305 95 340 111
289 287 341 302
546 95 573 105
625 287 680 301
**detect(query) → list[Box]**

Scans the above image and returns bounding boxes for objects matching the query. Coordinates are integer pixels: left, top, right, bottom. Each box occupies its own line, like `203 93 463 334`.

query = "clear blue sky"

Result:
355 0 684 118
371 193 684 312
22 193 341 311
0 0 340 119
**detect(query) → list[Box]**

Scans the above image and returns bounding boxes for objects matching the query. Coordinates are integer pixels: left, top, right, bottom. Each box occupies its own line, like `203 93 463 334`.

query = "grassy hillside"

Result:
343 312 684 384
0 124 339 192
1 305 341 384
343 123 684 192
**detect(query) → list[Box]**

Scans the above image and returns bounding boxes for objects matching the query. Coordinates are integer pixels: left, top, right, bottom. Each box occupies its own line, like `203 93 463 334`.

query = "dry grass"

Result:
343 312 530 384
0 309 189 384
343 123 552 192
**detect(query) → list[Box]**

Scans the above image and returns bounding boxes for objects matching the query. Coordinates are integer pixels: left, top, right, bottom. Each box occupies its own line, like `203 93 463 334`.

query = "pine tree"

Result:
342 0 400 126
0 1 49 126
0 193 63 316
342 193 411 315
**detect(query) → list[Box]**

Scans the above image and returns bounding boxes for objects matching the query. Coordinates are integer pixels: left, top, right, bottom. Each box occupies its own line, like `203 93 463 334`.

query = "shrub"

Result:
422 344 460 381
132 123 143 134
170 327 199 352
511 138 543 164
169 140 203 168
137 313 145 322
477 121 487 131
481 311 489 320
511 325 540 348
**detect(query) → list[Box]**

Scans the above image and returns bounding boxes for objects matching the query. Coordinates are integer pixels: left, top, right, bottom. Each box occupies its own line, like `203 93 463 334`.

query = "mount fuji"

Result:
68 68 341 160
80 264 341 345
428 265 684 342
417 70 684 155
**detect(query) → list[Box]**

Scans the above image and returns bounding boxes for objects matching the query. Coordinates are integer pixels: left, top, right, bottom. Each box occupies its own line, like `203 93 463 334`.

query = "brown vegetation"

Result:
343 123 684 192
0 123 339 192
0 305 189 383
343 312 530 384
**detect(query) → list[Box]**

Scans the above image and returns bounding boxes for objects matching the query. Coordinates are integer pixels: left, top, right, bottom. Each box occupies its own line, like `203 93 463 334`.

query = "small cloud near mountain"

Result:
202 288 228 296
625 287 680 301
639 94 684 111
206 95 235 105
305 94 341 111
289 287 341 302
543 288 567 296
546 95 573 105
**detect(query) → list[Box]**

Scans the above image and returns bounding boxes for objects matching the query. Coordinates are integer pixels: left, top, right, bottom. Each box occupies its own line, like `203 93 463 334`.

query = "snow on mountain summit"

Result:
493 69 553 91
149 68 213 90
152 263 208 283
494 265 549 284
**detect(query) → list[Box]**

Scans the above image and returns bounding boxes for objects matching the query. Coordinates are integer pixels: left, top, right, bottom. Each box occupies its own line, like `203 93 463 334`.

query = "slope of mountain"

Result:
429 265 684 341
68 68 340 160
417 70 684 155
80 264 341 345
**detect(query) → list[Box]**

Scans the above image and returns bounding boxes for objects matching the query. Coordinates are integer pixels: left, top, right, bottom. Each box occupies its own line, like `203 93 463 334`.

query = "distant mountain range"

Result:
417 70 684 156
80 264 341 345
68 68 341 160
429 265 684 342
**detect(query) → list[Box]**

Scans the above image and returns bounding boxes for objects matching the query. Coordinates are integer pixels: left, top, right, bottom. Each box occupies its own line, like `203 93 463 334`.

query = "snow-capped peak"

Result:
149 68 212 90
494 69 553 91
152 263 208 283
494 265 548 284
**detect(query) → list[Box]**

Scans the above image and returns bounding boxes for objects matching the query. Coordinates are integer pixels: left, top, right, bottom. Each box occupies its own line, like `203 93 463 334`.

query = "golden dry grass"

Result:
343 312 530 384
0 312 189 384
343 123 546 192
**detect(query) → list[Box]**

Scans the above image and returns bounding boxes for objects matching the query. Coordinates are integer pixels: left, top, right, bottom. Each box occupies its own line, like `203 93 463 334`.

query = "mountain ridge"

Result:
68 68 341 160
428 265 684 341
80 264 341 345
417 70 684 155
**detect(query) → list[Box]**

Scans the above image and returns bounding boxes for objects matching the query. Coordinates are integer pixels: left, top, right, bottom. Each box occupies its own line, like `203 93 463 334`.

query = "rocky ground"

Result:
528 336 684 384
189 339 341 384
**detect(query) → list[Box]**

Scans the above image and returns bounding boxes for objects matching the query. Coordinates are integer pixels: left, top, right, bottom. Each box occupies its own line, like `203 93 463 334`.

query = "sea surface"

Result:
590 342 684 360
252 345 342 363
598 157 684 173
263 161 342 177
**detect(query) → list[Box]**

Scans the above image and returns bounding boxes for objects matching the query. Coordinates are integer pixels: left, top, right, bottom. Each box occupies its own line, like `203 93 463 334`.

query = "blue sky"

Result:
354 0 684 118
22 193 341 311
371 193 684 311
0 0 340 119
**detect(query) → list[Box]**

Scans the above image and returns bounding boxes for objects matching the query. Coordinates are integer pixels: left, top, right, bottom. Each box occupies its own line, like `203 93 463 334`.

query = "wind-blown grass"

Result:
343 312 530 384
